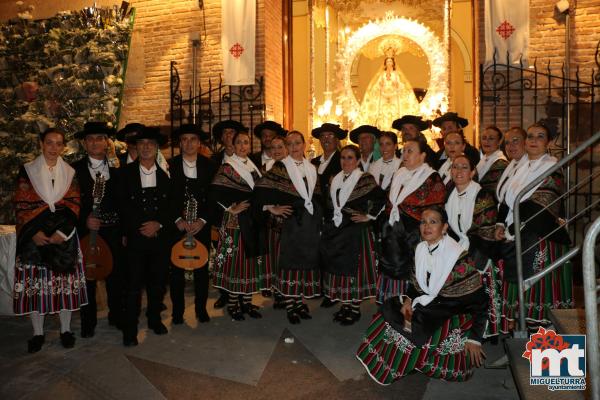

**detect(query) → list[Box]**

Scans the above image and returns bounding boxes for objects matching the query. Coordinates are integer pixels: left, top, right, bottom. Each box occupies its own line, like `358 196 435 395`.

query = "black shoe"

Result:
333 305 350 322
287 311 301 325
196 309 211 323
273 293 286 310
320 297 335 308
81 326 96 338
60 331 76 348
123 336 138 347
172 315 184 325
261 289 272 298
295 304 312 320
27 335 44 353
341 310 360 326
214 294 228 309
148 321 168 335
228 307 245 321
242 303 262 319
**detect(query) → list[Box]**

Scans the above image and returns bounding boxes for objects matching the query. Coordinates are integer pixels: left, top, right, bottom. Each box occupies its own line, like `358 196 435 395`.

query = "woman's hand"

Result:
269 205 293 217
494 225 506 241
140 221 161 238
189 219 206 235
465 341 486 368
32 231 50 246
229 201 250 215
401 298 413 323
48 232 66 245
351 213 370 223
86 215 102 231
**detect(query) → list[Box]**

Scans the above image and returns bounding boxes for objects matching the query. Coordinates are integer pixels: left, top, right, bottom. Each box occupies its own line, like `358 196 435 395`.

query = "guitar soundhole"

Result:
183 241 197 250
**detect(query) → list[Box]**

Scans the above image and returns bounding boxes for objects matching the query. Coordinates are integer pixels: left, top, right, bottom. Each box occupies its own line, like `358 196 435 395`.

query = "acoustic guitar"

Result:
171 196 209 270
80 173 113 281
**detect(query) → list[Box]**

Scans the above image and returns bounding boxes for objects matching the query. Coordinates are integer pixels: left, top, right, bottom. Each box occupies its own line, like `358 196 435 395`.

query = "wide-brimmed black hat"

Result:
392 115 431 132
254 120 286 138
349 125 381 143
134 126 167 146
172 124 210 141
311 123 348 140
116 123 145 143
432 112 469 129
74 121 116 139
212 120 247 143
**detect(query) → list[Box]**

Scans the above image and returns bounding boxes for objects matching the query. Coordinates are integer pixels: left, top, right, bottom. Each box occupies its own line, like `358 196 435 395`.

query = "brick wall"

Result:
0 0 281 132
477 0 600 133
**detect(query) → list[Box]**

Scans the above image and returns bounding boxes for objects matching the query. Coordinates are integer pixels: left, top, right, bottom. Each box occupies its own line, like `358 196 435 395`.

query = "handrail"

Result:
582 216 600 400
513 130 600 338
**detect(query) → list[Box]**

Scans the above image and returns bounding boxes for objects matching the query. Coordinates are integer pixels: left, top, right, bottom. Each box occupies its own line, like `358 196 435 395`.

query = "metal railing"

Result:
513 130 600 338
583 216 600 400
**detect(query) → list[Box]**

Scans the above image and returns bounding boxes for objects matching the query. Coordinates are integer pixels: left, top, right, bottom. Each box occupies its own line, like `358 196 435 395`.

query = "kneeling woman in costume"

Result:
321 145 386 325
357 206 488 384
210 130 266 320
254 131 322 324
13 128 87 353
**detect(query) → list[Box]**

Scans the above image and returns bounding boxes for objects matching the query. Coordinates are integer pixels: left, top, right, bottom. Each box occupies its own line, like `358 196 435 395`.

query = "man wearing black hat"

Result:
311 123 347 199
350 125 381 171
116 123 145 166
249 120 286 172
119 126 172 346
310 123 347 308
392 115 436 166
431 112 480 169
168 124 217 324
72 122 124 338
211 120 246 165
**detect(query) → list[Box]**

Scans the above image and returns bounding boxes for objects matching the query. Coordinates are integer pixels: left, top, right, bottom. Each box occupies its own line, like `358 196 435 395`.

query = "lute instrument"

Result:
80 172 114 281
171 195 209 270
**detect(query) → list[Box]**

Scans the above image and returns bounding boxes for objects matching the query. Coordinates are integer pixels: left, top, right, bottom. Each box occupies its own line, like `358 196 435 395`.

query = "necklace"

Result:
140 165 155 175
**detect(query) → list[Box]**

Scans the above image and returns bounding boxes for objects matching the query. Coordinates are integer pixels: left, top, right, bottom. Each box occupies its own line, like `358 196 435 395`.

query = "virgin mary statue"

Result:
356 57 420 131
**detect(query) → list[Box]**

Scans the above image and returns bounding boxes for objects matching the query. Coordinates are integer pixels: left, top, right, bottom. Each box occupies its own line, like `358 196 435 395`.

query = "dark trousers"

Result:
169 266 209 318
80 227 125 330
123 237 168 339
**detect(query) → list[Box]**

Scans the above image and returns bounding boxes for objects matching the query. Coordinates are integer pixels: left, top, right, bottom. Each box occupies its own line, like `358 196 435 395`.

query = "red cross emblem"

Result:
496 20 515 40
229 43 244 59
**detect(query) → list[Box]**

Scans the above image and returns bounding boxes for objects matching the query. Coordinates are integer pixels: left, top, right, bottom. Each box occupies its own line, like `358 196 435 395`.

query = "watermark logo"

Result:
522 327 586 391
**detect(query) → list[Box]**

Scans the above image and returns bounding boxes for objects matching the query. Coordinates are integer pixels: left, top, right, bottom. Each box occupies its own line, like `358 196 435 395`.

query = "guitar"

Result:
171 195 209 270
80 173 114 281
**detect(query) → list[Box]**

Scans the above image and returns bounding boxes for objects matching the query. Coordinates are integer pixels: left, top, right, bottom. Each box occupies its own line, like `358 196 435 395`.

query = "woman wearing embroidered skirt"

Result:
13 128 87 353
446 154 501 337
254 131 322 324
357 206 488 384
377 139 446 303
495 122 572 332
321 145 386 325
210 130 266 320
476 126 508 195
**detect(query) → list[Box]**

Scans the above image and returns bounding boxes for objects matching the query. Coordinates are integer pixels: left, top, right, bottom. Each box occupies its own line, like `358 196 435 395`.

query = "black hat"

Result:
392 115 431 132
349 125 381 143
212 120 247 143
254 120 286 138
172 124 210 141
432 112 469 129
74 121 116 139
134 126 167 146
311 123 348 140
116 123 145 143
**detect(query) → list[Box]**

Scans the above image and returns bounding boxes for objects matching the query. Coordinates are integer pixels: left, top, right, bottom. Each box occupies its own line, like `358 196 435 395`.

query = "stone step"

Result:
549 308 589 335
505 338 585 400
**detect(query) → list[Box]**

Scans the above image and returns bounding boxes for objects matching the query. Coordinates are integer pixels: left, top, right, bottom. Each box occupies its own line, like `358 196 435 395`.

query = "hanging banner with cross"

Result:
222 0 256 86
484 0 530 66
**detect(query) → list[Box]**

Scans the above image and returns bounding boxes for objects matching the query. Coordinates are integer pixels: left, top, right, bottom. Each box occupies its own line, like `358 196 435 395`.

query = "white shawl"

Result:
388 163 435 225
476 149 507 180
369 156 401 190
445 181 481 250
226 154 262 189
330 168 363 227
496 155 528 204
504 153 557 228
282 156 317 214
412 235 464 309
24 155 75 212
438 158 452 185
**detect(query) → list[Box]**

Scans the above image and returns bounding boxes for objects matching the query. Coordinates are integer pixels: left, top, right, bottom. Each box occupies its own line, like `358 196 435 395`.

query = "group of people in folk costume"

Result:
11 113 571 386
